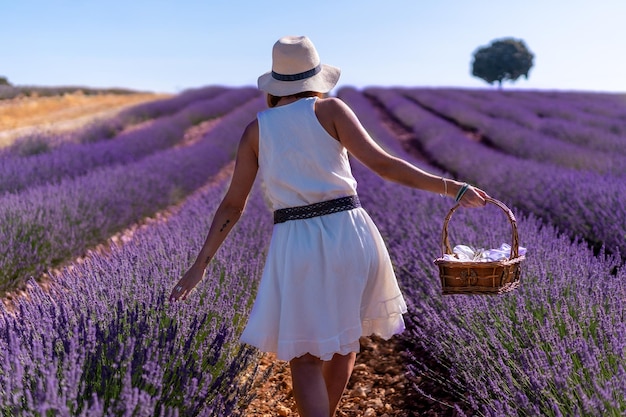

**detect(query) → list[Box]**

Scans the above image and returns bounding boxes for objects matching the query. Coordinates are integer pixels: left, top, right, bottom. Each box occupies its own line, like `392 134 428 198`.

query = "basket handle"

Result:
441 197 520 259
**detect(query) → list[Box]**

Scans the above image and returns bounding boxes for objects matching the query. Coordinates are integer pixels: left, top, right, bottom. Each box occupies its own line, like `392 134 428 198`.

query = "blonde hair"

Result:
266 91 324 108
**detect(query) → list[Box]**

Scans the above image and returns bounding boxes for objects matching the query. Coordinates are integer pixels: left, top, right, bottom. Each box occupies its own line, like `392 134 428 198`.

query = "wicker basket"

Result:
434 197 524 295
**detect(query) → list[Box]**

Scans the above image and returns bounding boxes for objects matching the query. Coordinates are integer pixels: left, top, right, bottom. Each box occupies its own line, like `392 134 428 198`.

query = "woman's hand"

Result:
459 185 489 208
169 263 205 302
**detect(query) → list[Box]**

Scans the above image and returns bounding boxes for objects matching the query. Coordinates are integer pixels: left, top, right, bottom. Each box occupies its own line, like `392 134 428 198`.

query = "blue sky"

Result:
2 0 625 93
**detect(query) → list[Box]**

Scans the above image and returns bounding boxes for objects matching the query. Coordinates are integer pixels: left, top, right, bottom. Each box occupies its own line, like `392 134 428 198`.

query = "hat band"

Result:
271 64 321 82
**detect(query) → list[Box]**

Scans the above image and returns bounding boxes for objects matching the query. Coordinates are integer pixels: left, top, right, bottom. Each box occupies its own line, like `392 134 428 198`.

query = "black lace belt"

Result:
274 195 361 224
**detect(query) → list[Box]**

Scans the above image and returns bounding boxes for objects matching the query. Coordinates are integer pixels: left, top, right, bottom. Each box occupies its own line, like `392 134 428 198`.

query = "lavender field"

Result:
1 86 625 416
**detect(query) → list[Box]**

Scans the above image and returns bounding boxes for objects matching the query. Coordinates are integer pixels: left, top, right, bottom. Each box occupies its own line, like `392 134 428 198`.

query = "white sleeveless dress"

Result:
239 97 407 361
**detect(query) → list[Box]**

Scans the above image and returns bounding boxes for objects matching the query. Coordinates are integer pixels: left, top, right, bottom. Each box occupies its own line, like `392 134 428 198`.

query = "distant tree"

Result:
0 76 11 86
471 38 534 88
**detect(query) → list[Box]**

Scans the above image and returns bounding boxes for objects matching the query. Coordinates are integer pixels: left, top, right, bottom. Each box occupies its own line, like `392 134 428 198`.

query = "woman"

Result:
170 35 487 417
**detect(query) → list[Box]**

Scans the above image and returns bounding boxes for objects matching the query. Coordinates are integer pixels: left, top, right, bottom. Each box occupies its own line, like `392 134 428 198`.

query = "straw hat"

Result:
257 35 341 96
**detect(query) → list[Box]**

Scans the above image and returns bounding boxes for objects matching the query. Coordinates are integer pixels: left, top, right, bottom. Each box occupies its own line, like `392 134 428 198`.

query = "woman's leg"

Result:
323 352 356 417
289 354 329 417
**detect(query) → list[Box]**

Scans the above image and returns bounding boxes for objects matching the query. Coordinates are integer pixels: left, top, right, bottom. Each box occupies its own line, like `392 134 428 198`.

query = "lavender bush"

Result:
1 86 231 158
67 86 233 146
2 86 624 416
0 96 265 291
400 88 626 175
340 87 626 416
0 173 273 416
500 90 626 134
442 88 626 160
381 182 626 416
362 87 626 256
0 87 260 195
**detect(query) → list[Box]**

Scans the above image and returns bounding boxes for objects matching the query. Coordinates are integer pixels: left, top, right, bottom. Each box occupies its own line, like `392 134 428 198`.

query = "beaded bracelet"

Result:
455 183 470 203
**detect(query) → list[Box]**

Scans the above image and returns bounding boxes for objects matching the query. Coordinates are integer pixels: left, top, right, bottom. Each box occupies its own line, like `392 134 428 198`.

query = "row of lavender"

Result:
0 87 258 195
489 89 626 135
429 88 626 153
400 88 626 174
339 87 626 416
0 91 265 291
0 173 274 416
1 85 226 157
361 87 626 256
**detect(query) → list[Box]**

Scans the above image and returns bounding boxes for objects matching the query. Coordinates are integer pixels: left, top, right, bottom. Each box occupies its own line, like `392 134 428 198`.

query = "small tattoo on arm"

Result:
219 219 231 232
204 256 212 266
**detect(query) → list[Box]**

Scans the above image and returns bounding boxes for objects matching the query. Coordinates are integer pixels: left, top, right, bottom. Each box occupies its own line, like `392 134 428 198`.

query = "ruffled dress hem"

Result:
361 293 408 339
241 302 408 362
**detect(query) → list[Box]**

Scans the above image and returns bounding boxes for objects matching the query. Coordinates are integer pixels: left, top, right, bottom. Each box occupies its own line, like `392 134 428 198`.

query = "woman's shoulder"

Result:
316 96 360 128
314 97 358 142
315 96 351 119
316 96 346 109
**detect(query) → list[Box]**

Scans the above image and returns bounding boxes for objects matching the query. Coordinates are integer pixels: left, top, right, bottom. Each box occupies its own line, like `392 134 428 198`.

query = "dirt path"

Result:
244 336 418 417
242 334 469 417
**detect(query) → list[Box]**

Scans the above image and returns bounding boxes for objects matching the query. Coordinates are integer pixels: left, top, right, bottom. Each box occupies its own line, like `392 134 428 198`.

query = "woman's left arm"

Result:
169 120 259 301
325 98 487 208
